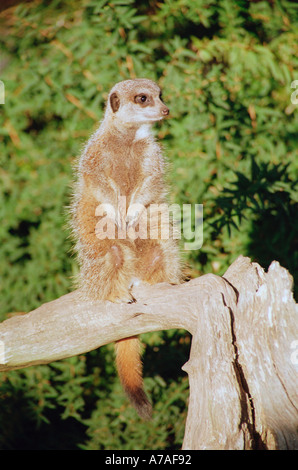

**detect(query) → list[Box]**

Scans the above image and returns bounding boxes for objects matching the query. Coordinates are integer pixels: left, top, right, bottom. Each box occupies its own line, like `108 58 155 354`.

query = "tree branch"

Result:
0 277 199 371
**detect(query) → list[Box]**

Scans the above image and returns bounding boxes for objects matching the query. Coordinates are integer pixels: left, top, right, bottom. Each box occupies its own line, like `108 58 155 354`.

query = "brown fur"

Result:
70 79 182 419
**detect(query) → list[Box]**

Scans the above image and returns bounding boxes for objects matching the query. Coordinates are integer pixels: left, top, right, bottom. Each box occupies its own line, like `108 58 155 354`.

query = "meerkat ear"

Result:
110 92 120 112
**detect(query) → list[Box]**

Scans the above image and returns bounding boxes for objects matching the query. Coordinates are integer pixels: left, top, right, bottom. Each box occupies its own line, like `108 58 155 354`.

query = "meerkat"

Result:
70 78 182 419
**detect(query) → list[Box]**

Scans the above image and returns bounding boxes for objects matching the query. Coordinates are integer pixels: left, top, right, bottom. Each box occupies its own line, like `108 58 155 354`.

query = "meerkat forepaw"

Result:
126 205 146 229
126 212 139 229
115 210 125 231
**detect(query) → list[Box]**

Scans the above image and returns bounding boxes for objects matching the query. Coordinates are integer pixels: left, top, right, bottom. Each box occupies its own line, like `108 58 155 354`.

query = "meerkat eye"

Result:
135 94 148 104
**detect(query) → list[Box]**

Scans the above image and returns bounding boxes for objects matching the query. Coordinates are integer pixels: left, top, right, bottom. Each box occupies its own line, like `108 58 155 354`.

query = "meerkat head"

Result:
106 78 169 127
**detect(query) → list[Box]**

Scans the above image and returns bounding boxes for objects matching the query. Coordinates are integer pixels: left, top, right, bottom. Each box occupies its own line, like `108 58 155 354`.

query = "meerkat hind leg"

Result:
105 243 137 303
79 242 136 302
135 240 179 285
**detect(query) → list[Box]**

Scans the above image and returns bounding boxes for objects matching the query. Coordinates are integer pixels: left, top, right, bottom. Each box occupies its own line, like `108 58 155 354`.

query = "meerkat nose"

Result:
162 107 169 116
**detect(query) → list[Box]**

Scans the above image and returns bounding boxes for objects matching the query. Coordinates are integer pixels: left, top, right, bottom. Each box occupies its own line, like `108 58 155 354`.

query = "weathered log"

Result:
0 255 297 449
182 256 298 450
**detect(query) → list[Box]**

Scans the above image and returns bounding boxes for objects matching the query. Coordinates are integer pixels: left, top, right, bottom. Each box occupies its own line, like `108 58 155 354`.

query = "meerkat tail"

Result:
115 336 152 420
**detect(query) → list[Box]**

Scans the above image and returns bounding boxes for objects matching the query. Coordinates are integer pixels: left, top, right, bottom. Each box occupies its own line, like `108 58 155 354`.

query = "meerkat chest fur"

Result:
104 131 157 198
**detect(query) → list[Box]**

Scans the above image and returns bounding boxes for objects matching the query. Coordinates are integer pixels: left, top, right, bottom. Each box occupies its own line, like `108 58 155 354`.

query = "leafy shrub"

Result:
0 0 297 450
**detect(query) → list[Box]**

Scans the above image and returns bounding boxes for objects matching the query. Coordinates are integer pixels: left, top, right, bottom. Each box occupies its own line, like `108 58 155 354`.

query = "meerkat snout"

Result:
161 106 169 116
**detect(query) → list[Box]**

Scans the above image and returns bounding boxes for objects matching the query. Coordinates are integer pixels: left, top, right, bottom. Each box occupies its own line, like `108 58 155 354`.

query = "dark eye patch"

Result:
134 94 149 105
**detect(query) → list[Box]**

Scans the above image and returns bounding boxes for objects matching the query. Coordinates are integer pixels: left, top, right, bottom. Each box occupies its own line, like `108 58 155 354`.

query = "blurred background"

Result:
0 0 297 450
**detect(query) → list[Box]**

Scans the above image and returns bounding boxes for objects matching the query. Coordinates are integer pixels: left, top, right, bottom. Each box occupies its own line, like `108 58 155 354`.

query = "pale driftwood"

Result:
0 255 297 450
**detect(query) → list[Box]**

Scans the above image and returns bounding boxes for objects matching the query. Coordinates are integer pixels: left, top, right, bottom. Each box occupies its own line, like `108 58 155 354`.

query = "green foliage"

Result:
0 0 297 450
